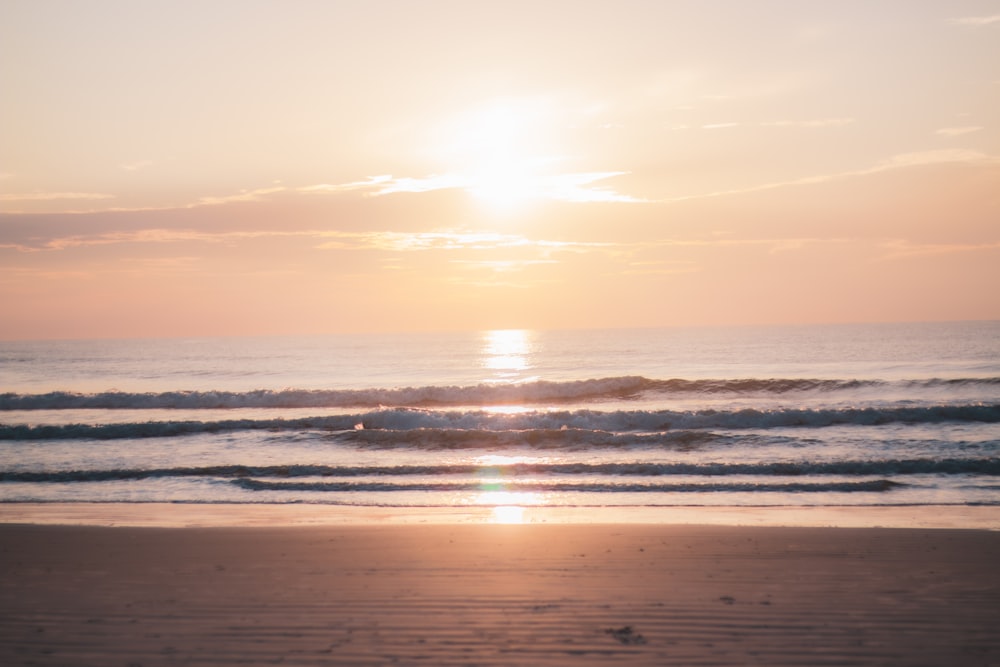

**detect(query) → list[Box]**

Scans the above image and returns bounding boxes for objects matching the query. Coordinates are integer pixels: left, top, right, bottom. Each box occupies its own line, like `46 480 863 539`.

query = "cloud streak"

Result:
194 187 287 206
949 15 1000 26
760 118 855 128
301 171 646 204
677 118 855 131
119 160 153 172
935 126 983 137
879 239 1000 260
659 149 999 203
315 230 610 254
1 228 316 253
0 192 115 202
2 225 610 257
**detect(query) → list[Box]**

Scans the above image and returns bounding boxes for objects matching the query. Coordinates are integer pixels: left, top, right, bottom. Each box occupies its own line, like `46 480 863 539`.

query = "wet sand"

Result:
1 518 998 665
2 501 999 528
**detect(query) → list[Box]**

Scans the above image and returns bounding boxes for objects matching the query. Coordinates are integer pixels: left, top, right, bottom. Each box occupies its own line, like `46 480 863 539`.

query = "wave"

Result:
3 376 997 410
4 458 998 483
2 404 998 441
229 479 905 494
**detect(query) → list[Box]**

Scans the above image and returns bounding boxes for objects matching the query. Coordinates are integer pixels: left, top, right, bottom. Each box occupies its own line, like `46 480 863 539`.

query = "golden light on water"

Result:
482 329 535 382
471 454 545 523
474 453 534 467
480 405 534 415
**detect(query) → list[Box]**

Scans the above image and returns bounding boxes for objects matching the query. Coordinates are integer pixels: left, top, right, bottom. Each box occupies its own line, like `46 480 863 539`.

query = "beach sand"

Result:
1 507 999 666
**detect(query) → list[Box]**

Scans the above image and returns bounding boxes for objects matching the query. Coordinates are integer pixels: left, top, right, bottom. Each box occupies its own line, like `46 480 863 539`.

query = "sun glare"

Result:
436 102 557 214
482 329 534 381
466 158 545 213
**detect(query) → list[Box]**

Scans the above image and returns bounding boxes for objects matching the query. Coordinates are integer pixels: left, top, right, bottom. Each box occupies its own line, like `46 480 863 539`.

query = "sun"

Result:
435 101 557 214
466 156 546 213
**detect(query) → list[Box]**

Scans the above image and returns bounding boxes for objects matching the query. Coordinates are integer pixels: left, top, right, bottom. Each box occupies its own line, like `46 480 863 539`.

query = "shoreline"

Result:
1 501 997 528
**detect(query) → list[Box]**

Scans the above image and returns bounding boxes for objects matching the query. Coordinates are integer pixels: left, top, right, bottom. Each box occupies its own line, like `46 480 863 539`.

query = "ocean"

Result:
1 322 998 513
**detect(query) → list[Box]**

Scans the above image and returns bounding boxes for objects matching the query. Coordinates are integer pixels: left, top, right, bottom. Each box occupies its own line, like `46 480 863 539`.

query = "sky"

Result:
1 0 998 339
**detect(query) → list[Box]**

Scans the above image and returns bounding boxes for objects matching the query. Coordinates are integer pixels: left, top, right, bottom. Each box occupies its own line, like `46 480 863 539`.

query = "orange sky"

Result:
1 1 998 339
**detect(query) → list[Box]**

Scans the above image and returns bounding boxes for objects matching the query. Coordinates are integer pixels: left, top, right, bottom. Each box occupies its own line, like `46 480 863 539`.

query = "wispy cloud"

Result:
684 118 855 130
879 239 1000 260
195 187 286 206
935 126 984 137
0 266 94 281
33 229 234 252
3 223 612 257
119 160 153 172
660 149 999 203
302 171 646 204
545 172 645 203
761 118 855 128
876 149 997 169
298 176 395 193
369 174 467 196
3 228 317 253
118 256 203 271
320 230 535 252
949 15 1000 26
451 258 558 272
620 260 700 276
324 232 847 259
635 237 849 252
315 230 610 253
623 236 1000 264
444 276 535 290
0 191 114 202
301 174 466 196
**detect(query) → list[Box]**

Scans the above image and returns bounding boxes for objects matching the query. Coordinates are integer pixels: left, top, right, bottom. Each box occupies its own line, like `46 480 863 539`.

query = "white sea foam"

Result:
3 403 997 441
3 376 997 410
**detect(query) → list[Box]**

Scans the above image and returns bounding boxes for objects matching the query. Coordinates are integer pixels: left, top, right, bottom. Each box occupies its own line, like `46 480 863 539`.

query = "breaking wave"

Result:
2 404 998 441
228 479 905 494
3 458 998 484
2 376 998 410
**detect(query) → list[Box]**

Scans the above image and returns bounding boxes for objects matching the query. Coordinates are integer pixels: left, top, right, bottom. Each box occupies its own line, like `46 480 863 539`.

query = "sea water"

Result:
1 321 998 510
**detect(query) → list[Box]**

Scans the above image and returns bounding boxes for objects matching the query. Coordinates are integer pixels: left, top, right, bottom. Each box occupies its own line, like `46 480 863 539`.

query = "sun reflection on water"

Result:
482 329 534 380
471 454 545 523
475 334 544 522
480 405 534 415
474 453 534 467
